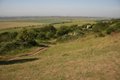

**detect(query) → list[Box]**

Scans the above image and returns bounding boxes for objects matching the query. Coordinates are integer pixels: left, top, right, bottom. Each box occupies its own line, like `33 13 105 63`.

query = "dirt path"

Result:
9 47 48 60
0 47 48 61
19 47 47 57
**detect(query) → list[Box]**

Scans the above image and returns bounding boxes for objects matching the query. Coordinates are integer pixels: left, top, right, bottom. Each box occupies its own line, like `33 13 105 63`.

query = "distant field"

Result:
54 19 96 27
0 19 96 30
0 21 44 30
0 17 70 30
0 17 99 30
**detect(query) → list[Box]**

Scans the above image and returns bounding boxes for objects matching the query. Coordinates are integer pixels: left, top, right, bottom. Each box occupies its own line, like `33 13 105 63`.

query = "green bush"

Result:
34 25 56 39
36 32 47 40
106 23 120 34
57 34 79 42
46 31 55 39
17 28 36 42
0 41 20 54
56 25 85 40
57 34 71 42
17 28 38 47
93 22 109 32
69 25 78 31
0 40 37 54
74 29 85 36
56 26 71 37
106 27 115 34
0 32 18 42
41 25 56 33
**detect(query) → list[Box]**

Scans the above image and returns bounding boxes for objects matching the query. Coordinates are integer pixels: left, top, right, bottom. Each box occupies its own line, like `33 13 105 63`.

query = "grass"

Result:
0 19 96 31
0 33 120 80
0 21 43 30
0 17 69 30
54 19 96 27
0 47 39 60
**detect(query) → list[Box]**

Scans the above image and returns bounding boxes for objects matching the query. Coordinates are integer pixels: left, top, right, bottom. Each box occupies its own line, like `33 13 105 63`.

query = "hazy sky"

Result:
0 0 120 18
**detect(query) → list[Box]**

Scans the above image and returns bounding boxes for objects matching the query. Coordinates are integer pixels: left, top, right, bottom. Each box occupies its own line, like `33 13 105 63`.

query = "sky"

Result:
0 0 120 18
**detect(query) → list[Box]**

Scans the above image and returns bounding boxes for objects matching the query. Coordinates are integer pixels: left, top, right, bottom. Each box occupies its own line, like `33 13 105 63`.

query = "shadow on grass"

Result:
0 58 39 65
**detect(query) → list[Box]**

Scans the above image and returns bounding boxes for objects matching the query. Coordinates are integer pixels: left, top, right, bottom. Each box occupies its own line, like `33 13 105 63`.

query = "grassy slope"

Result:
0 34 120 80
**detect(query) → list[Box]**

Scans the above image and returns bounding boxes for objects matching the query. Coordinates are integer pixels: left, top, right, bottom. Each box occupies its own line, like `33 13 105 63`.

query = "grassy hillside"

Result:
0 19 120 80
0 33 120 80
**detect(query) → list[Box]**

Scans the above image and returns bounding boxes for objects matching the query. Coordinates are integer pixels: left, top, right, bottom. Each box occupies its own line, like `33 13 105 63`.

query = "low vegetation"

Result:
0 19 120 55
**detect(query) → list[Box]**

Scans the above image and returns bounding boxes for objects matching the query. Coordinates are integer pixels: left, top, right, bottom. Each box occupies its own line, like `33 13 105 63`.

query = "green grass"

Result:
54 19 96 27
0 33 120 80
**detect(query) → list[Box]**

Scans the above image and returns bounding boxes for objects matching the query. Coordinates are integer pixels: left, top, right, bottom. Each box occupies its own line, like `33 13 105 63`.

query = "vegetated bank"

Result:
0 19 120 55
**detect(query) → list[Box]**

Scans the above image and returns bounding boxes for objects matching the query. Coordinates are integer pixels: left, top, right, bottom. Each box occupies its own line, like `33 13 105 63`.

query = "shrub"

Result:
106 23 120 34
41 25 56 33
74 29 85 36
106 27 115 34
17 28 36 42
56 26 71 37
0 41 20 54
34 25 56 39
93 22 109 33
0 32 18 42
0 40 38 54
57 34 79 42
17 28 38 47
46 31 55 39
57 34 71 42
36 32 47 40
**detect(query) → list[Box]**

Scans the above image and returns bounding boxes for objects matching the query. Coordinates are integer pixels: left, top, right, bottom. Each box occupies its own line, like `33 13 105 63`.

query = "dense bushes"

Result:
92 22 109 33
56 25 85 37
106 23 120 34
0 25 57 54
0 29 37 54
92 20 120 36
0 32 18 42
0 40 37 54
17 28 36 42
0 41 22 54
34 25 56 39
56 26 71 37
